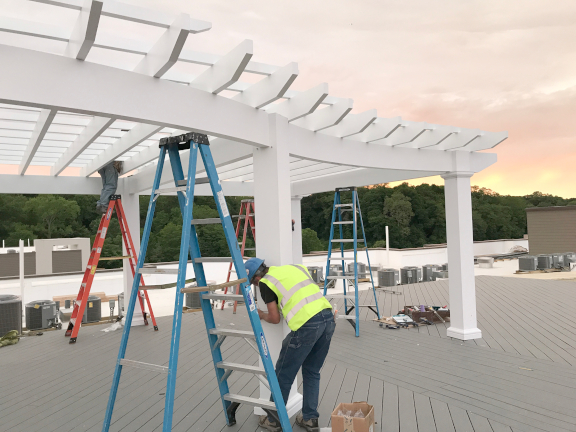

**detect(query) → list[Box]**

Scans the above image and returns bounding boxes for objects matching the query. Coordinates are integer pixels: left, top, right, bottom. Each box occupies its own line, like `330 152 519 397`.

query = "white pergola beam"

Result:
190 40 253 94
400 125 456 149
18 109 57 175
232 63 299 109
291 98 353 132
355 116 402 143
0 173 102 194
81 123 162 177
463 131 508 152
321 109 377 138
378 121 429 146
433 128 482 151
51 116 115 176
133 13 191 78
65 0 103 60
267 83 328 121
30 0 212 32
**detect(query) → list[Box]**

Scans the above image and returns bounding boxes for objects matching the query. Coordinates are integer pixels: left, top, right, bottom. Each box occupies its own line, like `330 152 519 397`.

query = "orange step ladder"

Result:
221 199 255 313
65 195 157 343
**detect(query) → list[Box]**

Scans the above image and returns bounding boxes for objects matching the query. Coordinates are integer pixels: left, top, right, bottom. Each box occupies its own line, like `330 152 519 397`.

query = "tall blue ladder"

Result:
322 187 381 337
102 133 292 432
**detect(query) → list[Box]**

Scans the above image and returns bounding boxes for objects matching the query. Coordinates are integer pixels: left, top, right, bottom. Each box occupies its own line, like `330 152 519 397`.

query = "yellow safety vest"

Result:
260 264 332 331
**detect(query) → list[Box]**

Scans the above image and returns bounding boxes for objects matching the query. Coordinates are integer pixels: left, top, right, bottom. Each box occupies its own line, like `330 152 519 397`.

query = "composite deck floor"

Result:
1 276 575 432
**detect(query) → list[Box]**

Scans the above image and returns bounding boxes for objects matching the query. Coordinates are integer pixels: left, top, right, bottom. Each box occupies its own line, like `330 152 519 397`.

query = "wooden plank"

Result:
430 398 455 432
397 387 418 432
468 411 498 432
367 377 384 432
413 392 436 432
382 382 399 432
448 405 474 432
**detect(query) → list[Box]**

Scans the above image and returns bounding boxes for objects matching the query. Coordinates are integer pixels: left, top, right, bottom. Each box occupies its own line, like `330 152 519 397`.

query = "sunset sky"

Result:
2 0 575 197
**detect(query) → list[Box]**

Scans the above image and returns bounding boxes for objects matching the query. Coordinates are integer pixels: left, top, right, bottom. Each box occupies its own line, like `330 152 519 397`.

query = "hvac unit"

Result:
477 257 494 269
306 266 323 283
330 264 343 272
346 262 367 278
0 295 22 335
185 292 202 309
563 252 576 265
551 253 565 268
81 295 101 323
25 300 57 330
433 270 449 279
422 265 440 281
537 254 553 269
377 269 399 287
518 256 538 271
400 267 421 284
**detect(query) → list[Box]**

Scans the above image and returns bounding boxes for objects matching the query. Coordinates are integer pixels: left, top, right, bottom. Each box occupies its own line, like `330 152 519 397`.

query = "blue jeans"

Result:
271 308 335 421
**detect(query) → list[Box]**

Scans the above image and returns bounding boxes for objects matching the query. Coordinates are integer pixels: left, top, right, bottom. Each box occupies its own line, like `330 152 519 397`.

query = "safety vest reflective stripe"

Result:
285 291 325 322
263 269 315 308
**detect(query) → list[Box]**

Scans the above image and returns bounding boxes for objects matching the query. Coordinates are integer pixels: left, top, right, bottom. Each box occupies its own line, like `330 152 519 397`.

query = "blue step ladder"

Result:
102 133 292 432
322 187 381 337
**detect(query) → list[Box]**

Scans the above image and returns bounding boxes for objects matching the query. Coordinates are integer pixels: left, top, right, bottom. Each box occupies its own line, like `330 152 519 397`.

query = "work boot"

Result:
296 414 319 432
258 415 282 432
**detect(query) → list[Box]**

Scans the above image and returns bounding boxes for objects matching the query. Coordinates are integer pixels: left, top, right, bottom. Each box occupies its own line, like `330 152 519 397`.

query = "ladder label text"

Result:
260 332 268 358
217 191 229 218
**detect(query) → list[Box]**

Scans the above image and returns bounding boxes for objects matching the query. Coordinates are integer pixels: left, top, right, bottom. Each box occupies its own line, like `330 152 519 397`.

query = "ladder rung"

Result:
175 177 210 186
334 221 354 224
233 214 255 218
193 257 233 263
119 359 168 373
223 394 277 410
328 257 355 260
181 278 247 294
155 186 186 195
209 328 255 339
243 248 256 251
331 239 365 242
326 276 357 280
203 293 243 301
335 204 353 208
338 315 357 320
325 294 356 299
191 218 222 225
138 268 179 275
217 362 266 375
99 256 133 261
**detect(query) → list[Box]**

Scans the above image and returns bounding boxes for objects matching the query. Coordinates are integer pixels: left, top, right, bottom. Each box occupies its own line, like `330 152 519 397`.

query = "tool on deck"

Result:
102 133 293 432
323 187 381 337
220 199 256 313
65 196 157 343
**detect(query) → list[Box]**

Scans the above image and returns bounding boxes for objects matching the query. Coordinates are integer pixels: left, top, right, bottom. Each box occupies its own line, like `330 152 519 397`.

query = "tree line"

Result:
0 184 574 267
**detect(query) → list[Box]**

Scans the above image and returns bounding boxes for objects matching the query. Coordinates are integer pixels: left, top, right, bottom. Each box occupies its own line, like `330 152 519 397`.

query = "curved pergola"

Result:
0 0 503 370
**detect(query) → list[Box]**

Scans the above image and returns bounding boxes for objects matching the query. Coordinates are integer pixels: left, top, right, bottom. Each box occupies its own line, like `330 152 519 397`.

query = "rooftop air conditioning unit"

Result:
306 266 323 284
400 267 421 284
25 300 57 330
422 265 440 281
0 294 22 335
346 262 367 278
563 252 576 265
377 269 399 287
433 270 449 279
518 256 538 271
551 253 565 268
537 254 553 269
82 295 101 323
441 263 448 271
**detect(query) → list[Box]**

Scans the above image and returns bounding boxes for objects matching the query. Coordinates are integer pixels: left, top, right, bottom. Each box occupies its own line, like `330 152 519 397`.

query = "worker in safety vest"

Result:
245 257 335 432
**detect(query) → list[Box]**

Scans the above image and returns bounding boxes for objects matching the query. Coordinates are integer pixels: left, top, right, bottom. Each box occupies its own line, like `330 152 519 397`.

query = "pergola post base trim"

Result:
446 327 483 340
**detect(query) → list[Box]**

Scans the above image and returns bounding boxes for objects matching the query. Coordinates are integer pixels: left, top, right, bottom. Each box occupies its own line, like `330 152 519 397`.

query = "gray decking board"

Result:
489 419 514 432
430 398 456 432
448 405 474 432
397 387 418 432
413 393 436 432
382 382 399 432
367 377 384 432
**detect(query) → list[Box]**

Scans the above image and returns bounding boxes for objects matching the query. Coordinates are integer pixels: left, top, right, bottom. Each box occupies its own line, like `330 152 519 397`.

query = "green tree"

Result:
24 195 80 238
383 191 414 237
302 228 325 254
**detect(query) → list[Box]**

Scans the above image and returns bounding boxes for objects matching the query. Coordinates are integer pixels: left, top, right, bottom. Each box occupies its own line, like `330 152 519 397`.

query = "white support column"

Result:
119 190 145 326
291 197 303 265
253 114 303 417
442 172 482 340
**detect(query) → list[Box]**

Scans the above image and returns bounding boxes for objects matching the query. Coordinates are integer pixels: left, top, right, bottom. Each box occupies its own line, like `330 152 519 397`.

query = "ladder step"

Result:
175 177 210 186
119 359 168 373
138 268 179 275
326 276 358 280
203 293 243 301
217 361 266 375
209 328 255 339
223 394 277 410
328 257 355 260
155 186 187 195
331 239 365 242
335 204 353 208
193 257 233 263
325 294 356 299
233 214 255 218
243 248 256 251
334 221 354 224
191 218 222 225
338 315 357 320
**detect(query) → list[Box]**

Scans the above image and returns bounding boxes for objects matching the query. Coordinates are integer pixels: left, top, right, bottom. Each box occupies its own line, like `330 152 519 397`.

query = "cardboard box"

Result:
331 402 375 432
